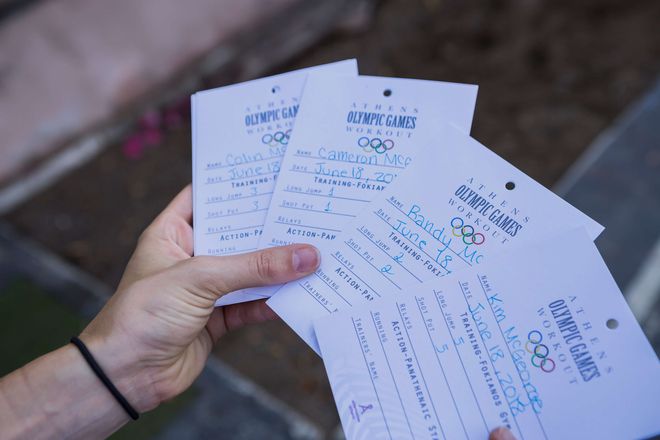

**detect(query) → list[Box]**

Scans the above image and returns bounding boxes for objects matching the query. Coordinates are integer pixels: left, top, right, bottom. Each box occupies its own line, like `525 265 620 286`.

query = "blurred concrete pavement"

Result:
557 77 660 354
0 0 375 210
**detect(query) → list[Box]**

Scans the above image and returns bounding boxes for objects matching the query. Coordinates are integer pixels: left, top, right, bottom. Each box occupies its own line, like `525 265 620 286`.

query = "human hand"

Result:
79 185 321 413
115 185 195 290
489 427 516 440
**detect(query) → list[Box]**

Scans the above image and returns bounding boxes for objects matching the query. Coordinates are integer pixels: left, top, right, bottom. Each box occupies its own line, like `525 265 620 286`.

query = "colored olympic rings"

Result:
450 217 485 246
357 137 394 154
526 330 555 373
262 130 291 147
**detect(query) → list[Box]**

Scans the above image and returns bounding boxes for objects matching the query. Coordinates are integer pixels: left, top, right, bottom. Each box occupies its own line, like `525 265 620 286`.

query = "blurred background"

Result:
0 0 659 438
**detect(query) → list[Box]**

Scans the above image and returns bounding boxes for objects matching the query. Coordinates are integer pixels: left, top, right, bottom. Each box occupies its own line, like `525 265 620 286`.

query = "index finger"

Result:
161 184 192 225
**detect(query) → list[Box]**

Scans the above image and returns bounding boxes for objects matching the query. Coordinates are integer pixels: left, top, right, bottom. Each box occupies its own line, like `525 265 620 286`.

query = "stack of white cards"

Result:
192 59 660 439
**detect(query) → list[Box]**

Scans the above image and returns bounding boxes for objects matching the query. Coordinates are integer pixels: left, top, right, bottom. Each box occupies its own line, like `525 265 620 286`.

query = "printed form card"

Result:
268 124 604 352
250 75 478 299
192 60 358 306
314 229 660 440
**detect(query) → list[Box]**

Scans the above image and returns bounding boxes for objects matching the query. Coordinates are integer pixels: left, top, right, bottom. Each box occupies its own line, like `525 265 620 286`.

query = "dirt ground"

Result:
5 0 660 433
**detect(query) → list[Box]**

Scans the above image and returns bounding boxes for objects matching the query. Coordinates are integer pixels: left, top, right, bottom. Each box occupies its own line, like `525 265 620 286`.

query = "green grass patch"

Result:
0 278 85 376
110 387 197 440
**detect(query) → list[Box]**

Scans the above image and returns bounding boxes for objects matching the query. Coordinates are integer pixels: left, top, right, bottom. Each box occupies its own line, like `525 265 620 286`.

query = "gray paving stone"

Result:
555 77 660 353
556 77 660 290
156 360 322 440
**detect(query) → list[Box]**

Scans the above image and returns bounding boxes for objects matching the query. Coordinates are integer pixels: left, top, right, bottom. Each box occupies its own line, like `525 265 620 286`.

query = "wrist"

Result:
81 333 161 414
1 344 142 440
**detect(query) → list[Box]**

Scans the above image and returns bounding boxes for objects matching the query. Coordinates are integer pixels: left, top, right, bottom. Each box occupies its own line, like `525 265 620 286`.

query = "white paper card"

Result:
314 228 660 440
250 75 478 299
192 60 358 305
268 124 604 352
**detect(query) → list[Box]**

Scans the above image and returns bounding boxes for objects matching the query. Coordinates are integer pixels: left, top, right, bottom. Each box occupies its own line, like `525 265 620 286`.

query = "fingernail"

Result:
491 427 516 440
292 246 320 273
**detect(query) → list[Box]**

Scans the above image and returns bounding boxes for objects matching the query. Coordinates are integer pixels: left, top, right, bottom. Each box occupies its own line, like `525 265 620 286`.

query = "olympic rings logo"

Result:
357 137 394 154
450 217 485 246
526 330 556 373
261 130 291 147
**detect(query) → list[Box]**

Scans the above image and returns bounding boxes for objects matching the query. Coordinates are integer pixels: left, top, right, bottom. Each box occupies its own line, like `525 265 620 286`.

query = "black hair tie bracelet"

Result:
70 336 140 420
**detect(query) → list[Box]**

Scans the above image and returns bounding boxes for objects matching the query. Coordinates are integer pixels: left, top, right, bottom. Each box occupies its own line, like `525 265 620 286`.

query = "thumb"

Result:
163 244 320 303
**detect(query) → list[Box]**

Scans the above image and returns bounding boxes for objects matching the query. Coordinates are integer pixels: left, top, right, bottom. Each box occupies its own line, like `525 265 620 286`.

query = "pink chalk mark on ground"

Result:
121 100 190 160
